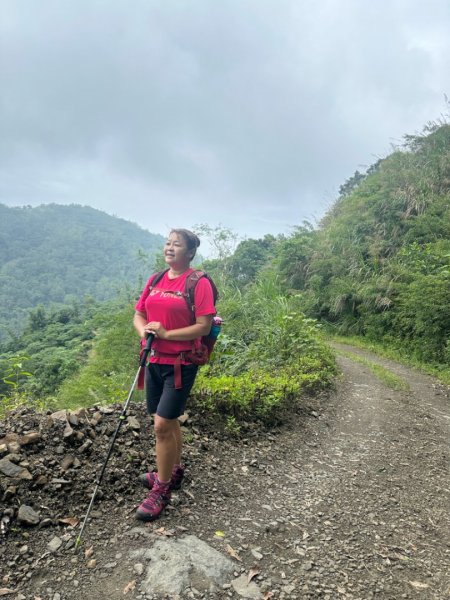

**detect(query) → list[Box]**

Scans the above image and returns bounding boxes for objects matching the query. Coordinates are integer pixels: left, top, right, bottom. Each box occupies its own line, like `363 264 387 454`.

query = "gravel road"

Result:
1 343 449 599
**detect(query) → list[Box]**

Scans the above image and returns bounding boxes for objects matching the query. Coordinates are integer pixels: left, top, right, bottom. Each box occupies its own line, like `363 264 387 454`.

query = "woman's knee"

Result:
154 415 176 440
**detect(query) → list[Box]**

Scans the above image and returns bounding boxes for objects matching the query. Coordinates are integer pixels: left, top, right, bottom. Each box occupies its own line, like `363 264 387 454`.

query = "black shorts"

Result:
145 363 198 420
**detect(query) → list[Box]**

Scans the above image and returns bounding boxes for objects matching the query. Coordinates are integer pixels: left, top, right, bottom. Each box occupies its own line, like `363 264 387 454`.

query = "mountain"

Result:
0 203 164 339
277 122 450 365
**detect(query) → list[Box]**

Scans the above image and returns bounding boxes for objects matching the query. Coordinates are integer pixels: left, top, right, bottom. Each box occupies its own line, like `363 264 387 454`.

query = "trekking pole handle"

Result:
140 332 155 367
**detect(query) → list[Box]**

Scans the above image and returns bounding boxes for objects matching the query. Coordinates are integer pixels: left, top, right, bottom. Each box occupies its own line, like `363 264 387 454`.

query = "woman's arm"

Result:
143 314 213 341
133 311 148 338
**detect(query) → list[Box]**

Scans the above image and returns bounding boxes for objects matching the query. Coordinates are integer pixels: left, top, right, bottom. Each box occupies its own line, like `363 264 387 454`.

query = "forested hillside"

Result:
276 122 450 368
0 203 164 339
1 122 448 417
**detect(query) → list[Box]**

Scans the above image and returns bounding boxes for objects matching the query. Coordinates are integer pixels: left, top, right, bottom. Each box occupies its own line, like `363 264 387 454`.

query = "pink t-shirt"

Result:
135 269 216 364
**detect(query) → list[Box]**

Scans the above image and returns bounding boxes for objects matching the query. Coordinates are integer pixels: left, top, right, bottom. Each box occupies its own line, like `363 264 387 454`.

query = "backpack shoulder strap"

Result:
148 269 169 290
184 270 219 315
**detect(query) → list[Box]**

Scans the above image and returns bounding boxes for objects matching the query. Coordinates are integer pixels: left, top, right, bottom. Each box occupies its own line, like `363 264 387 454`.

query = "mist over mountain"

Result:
0 203 164 339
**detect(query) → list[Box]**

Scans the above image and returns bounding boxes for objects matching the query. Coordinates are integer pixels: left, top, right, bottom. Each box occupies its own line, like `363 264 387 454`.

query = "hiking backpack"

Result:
148 268 222 364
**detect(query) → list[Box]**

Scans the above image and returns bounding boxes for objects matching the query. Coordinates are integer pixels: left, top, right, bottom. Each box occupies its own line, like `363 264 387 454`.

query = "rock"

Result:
61 455 75 471
127 416 140 431
2 486 17 501
50 410 68 423
0 443 8 456
35 475 48 486
67 413 79 426
232 574 262 599
19 544 28 554
63 423 74 440
178 412 189 424
19 432 41 446
6 442 21 454
48 536 63 553
91 411 103 424
39 518 53 528
17 505 40 526
78 440 93 454
71 408 88 419
132 534 235 596
87 559 97 569
5 453 21 463
0 457 23 477
251 549 263 560
134 563 144 576
18 468 33 480
0 433 19 445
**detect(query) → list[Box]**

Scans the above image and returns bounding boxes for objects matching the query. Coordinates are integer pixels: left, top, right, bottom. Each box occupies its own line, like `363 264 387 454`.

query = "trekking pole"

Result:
75 333 154 551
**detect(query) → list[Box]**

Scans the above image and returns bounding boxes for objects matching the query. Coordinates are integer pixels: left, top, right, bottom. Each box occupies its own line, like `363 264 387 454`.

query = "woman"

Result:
133 228 215 521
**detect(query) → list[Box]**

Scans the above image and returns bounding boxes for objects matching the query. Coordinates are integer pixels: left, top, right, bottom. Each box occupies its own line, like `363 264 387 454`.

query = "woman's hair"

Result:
170 228 201 259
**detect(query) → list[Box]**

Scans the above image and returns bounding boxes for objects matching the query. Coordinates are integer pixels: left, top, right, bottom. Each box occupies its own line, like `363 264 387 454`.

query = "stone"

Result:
0 433 19 445
2 486 17 501
134 563 144 576
0 443 8 456
6 442 21 454
35 475 48 486
0 457 22 477
127 416 140 431
50 410 68 423
67 413 79 426
61 455 75 471
178 412 189 424
18 468 33 480
19 432 41 446
231 574 262 599
48 536 63 553
71 408 88 419
131 534 234 597
78 440 93 454
63 423 74 439
5 453 21 463
17 504 40 526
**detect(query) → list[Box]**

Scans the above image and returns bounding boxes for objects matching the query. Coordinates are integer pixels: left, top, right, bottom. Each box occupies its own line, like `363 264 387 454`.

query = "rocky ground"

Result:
1 343 449 600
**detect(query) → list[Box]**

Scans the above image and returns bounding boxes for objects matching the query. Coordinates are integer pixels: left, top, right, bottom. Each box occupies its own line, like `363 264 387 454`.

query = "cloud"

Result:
1 0 449 240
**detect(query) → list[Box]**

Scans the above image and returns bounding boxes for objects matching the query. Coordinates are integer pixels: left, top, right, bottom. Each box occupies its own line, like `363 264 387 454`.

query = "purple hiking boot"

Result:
139 465 185 491
135 480 171 522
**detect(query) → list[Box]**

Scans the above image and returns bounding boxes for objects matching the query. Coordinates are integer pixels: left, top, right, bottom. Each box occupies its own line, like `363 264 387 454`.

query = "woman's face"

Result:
164 232 192 269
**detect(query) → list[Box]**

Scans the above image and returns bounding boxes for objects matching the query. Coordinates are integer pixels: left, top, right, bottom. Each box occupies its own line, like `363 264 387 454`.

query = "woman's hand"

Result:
144 321 168 339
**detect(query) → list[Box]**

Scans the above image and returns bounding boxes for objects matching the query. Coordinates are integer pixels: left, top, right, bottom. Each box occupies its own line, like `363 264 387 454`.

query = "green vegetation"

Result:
191 272 336 425
0 203 164 340
1 119 449 428
276 122 450 376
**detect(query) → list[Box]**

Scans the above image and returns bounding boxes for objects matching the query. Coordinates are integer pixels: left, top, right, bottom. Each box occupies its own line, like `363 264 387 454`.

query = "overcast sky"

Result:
1 0 449 247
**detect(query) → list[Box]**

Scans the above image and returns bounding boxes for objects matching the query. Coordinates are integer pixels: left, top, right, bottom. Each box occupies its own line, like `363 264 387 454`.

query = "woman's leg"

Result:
154 415 179 482
174 418 183 465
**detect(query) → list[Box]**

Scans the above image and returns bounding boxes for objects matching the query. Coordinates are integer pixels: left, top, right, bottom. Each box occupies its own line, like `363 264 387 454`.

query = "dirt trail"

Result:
2 343 449 599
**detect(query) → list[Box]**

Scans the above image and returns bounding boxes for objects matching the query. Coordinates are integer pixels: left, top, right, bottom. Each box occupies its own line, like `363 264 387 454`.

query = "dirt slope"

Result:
1 343 449 599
